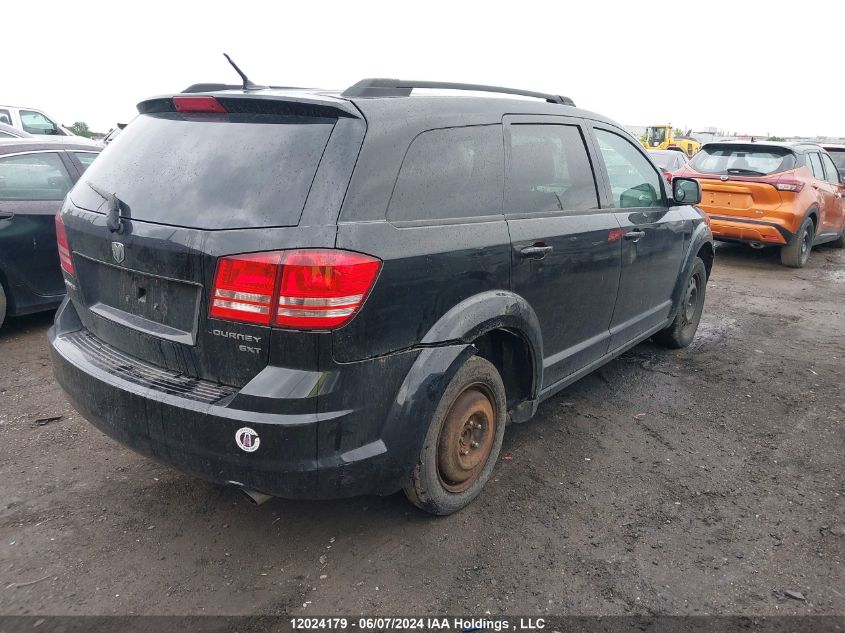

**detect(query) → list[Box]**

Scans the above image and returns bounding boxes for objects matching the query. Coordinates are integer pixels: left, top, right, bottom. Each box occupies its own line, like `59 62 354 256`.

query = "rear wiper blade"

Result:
86 181 124 234
726 168 765 176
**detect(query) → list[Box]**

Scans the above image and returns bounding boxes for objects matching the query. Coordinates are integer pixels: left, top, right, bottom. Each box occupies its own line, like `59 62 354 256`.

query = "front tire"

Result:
403 356 506 515
653 257 707 349
781 216 815 267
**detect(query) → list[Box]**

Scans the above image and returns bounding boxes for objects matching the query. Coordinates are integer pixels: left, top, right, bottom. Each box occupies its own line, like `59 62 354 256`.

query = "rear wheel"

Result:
781 217 815 267
0 283 6 330
403 356 506 515
653 257 707 349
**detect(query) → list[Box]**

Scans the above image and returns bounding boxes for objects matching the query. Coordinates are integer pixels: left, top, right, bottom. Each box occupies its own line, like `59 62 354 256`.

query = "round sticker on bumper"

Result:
235 427 260 452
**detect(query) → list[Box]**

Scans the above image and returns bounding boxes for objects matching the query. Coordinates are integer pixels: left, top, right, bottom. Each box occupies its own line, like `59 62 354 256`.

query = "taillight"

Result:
210 253 280 325
275 250 381 329
172 96 227 113
209 249 381 330
55 214 75 275
774 179 804 193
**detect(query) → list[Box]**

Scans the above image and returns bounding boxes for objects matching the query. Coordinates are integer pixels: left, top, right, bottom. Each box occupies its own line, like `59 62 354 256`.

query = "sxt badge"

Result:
235 427 260 452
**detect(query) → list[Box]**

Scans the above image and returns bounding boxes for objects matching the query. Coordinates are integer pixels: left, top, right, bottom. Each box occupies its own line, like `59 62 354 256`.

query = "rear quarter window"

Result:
70 112 336 230
387 125 503 223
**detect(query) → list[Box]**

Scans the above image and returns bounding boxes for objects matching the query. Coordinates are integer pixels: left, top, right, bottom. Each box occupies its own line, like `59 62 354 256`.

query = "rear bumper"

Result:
707 215 790 245
49 299 471 499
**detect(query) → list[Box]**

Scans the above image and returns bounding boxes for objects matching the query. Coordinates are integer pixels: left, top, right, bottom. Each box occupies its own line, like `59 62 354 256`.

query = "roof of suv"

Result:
0 138 102 154
147 79 621 130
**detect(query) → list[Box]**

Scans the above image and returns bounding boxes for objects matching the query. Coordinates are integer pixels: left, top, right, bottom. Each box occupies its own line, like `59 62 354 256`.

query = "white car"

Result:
0 105 99 147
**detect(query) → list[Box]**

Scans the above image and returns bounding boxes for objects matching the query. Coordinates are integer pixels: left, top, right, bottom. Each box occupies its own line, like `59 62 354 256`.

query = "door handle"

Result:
0 211 14 220
518 244 554 259
624 229 646 242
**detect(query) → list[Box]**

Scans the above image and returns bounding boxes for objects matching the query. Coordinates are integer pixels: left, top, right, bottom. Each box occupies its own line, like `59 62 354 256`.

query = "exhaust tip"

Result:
229 483 273 506
749 242 765 249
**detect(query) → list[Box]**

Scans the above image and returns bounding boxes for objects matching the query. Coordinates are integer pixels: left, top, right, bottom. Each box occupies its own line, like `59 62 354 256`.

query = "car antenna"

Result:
223 53 265 91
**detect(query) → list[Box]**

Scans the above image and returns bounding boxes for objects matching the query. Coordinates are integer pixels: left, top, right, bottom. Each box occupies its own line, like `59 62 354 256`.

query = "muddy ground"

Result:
0 243 843 617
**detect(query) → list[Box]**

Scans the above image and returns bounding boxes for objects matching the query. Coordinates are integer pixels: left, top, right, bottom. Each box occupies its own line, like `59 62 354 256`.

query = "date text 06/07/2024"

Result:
289 617 547 631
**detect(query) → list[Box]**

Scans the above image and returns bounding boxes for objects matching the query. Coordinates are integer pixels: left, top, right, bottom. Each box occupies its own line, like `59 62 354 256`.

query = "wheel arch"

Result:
420 290 543 415
805 205 819 231
670 223 713 317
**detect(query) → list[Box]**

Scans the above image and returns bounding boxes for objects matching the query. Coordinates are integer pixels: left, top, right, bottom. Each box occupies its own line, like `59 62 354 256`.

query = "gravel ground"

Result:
0 242 843 617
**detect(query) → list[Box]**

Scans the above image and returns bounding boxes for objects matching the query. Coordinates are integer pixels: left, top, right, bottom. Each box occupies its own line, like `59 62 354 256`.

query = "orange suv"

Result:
675 141 845 267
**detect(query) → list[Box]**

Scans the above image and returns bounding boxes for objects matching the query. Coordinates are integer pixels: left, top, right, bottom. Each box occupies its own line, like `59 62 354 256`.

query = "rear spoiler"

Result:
137 93 360 119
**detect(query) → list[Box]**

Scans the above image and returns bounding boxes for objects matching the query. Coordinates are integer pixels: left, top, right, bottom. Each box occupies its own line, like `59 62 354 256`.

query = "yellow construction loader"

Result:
640 125 700 157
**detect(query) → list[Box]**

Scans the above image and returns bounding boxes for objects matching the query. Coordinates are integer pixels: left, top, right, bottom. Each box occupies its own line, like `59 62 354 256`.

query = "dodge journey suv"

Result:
50 78 713 515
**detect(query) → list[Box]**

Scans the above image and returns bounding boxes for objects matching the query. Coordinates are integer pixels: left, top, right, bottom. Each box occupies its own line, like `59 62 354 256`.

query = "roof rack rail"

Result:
341 78 575 106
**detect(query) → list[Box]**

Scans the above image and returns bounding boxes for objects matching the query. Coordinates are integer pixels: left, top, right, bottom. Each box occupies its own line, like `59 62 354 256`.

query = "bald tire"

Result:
653 257 707 349
403 356 507 516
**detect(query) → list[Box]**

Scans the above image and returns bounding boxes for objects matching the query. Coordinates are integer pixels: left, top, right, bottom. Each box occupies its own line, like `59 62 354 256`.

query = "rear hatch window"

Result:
70 112 336 229
690 144 796 177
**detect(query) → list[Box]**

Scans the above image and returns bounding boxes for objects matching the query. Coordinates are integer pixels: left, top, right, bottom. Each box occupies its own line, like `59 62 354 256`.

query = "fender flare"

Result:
804 205 820 233
670 222 714 318
420 290 544 399
377 342 476 492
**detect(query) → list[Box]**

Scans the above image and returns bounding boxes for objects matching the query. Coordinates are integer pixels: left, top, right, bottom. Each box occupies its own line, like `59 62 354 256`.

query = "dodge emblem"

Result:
111 241 125 264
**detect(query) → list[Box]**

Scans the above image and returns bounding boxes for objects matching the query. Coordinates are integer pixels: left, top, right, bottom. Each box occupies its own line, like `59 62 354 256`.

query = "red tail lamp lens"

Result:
172 96 227 113
209 250 381 329
276 250 381 329
55 214 75 275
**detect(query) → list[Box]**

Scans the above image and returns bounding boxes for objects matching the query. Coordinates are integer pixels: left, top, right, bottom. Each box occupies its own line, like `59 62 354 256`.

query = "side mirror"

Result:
672 177 701 205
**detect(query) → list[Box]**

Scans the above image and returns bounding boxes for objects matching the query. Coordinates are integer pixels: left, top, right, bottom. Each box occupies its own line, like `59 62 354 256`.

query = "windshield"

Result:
647 127 667 144
70 112 336 230
689 145 796 176
826 149 845 174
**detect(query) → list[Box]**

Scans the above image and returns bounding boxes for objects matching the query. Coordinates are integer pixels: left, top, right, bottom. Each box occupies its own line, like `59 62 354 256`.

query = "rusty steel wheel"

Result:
403 356 507 515
436 385 497 493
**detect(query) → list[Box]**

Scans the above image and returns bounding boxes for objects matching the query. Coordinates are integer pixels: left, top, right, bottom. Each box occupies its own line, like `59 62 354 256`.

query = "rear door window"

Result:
807 153 825 179
388 125 503 222
71 112 336 230
595 129 664 208
0 152 73 200
506 124 598 214
820 154 841 184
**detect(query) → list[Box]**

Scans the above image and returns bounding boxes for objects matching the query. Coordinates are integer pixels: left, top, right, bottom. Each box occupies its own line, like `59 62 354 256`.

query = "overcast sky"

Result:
5 0 844 137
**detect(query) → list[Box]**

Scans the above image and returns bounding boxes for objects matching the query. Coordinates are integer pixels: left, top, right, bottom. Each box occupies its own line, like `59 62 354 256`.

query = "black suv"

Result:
50 79 713 515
